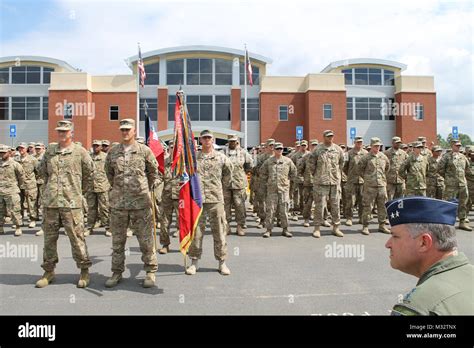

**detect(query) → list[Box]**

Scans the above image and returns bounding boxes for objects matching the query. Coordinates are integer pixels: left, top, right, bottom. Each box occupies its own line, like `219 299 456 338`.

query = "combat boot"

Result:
345 219 353 226
185 259 199 275
4 217 11 224
126 229 133 237
237 225 245 236
361 226 370 235
77 269 90 288
458 221 472 231
105 230 112 237
378 224 391 234
143 272 156 288
218 261 231 275
332 225 344 237
322 220 331 227
262 230 271 238
257 223 264 229
282 228 292 238
35 229 43 236
84 227 93 237
28 220 36 228
292 215 298 221
312 227 321 238
158 245 169 254
303 220 310 227
14 226 22 236
105 273 122 288
35 271 55 288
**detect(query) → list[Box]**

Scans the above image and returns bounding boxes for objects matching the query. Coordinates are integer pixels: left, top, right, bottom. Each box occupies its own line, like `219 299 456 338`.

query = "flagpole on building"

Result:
244 44 248 150
136 42 141 136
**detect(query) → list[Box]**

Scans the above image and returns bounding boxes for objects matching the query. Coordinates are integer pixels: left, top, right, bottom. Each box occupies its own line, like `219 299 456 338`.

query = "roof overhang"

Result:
0 55 77 71
321 58 407 73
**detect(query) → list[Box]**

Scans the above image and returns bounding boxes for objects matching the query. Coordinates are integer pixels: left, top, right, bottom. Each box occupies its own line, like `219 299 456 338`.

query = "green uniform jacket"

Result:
392 252 474 315
260 155 297 194
438 152 469 188
398 153 429 190
0 158 25 195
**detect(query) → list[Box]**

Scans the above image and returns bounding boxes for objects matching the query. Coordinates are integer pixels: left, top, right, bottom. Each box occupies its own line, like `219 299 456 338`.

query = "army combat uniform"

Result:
298 151 315 226
426 147 445 199
343 141 367 225
384 138 408 200
16 147 39 224
159 155 180 251
398 147 429 197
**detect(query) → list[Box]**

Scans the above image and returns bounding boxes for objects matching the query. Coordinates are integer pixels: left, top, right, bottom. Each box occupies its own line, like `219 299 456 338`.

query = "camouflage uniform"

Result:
189 149 232 261
466 155 474 212
16 153 38 221
39 142 93 272
159 156 180 247
307 141 345 231
427 151 445 199
224 146 253 231
105 142 159 274
255 144 274 224
0 148 25 231
399 151 429 197
298 152 315 223
291 147 307 214
86 150 110 230
34 146 45 218
343 146 368 222
438 149 470 224
384 145 408 200
357 147 390 229
260 151 297 232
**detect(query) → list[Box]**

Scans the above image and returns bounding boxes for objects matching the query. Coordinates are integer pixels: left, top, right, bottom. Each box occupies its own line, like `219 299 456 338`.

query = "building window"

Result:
11 66 42 84
109 105 119 121
43 67 54 84
279 105 288 121
381 98 395 120
0 68 9 84
215 59 233 85
323 104 333 120
63 102 73 119
144 63 159 85
354 97 385 120
187 58 212 85
240 64 259 85
415 104 424 120
167 59 184 85
342 69 352 85
215 95 231 121
0 97 9 120
42 97 48 120
187 95 212 121
240 98 259 121
346 98 353 120
383 69 395 86
344 68 387 86
139 98 157 121
168 95 176 121
11 97 41 120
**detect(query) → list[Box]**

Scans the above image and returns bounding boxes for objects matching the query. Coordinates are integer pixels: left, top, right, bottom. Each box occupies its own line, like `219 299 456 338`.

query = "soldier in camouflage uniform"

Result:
290 140 308 221
35 120 93 288
104 119 159 288
224 134 253 236
186 130 233 276
308 130 345 238
399 141 429 196
417 136 432 159
343 136 367 226
426 146 445 199
0 145 25 236
466 146 474 212
101 139 110 153
384 136 408 200
254 139 275 229
357 137 391 235
438 139 472 231
34 142 45 223
340 144 348 218
298 139 318 227
15 142 39 229
85 140 111 237
260 142 297 237
250 144 264 218
288 141 300 219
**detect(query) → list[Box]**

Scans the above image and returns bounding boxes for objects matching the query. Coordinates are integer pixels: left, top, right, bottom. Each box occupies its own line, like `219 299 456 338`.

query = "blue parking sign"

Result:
9 124 16 138
296 126 303 140
350 127 356 139
452 126 458 140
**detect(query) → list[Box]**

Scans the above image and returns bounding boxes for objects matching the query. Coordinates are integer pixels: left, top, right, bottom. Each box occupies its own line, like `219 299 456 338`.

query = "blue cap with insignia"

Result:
385 197 458 227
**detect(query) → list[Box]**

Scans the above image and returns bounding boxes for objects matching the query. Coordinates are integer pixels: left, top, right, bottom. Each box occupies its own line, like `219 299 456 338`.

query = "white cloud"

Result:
1 0 472 137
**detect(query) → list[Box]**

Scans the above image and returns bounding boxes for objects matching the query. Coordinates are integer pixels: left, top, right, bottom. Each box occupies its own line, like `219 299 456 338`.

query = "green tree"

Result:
437 134 449 148
446 133 473 146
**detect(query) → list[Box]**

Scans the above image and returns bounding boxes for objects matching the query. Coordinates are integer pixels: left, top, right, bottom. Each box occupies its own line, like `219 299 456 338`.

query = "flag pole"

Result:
244 44 248 150
136 42 141 137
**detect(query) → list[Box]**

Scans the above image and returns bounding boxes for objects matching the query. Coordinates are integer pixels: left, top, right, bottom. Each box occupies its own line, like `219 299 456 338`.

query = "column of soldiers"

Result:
0 123 473 289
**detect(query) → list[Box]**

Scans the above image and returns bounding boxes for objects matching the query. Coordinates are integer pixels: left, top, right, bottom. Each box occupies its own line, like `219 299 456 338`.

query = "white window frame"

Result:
323 104 333 120
415 104 424 120
279 105 289 121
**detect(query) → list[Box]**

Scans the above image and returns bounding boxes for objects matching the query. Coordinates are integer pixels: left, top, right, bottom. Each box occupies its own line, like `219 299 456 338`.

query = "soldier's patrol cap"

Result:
294 141 300 146
102 140 110 146
274 142 284 149
408 143 414 148
266 138 275 145
354 136 363 143
119 118 135 130
92 139 102 146
136 137 145 144
339 143 346 149
17 142 27 148
260 143 265 147
417 136 427 142
35 142 44 148
200 129 213 138
392 136 402 143
0 145 9 153
300 140 308 146
432 145 442 152
401 143 408 149
310 139 319 145
28 142 35 147
370 137 382 146
55 120 73 131
450 139 462 146
323 130 334 137
413 141 424 148
228 134 238 141
386 197 458 227
465 145 473 154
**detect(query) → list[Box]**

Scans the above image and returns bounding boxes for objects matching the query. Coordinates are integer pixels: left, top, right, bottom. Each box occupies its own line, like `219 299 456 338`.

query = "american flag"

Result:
138 45 146 87
246 49 253 87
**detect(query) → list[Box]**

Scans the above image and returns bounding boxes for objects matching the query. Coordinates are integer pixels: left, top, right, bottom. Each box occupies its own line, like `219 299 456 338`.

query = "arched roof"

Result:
0 55 77 71
321 58 407 73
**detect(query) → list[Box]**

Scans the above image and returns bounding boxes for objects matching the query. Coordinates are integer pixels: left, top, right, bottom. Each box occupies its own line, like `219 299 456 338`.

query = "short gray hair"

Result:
406 223 457 251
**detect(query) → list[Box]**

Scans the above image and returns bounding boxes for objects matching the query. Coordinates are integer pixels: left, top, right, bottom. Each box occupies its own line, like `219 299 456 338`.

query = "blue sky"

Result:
1 0 472 138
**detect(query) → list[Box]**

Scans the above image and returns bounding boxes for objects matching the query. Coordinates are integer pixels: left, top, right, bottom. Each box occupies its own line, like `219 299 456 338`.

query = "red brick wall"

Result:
395 92 437 145
157 88 168 131
231 88 241 131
